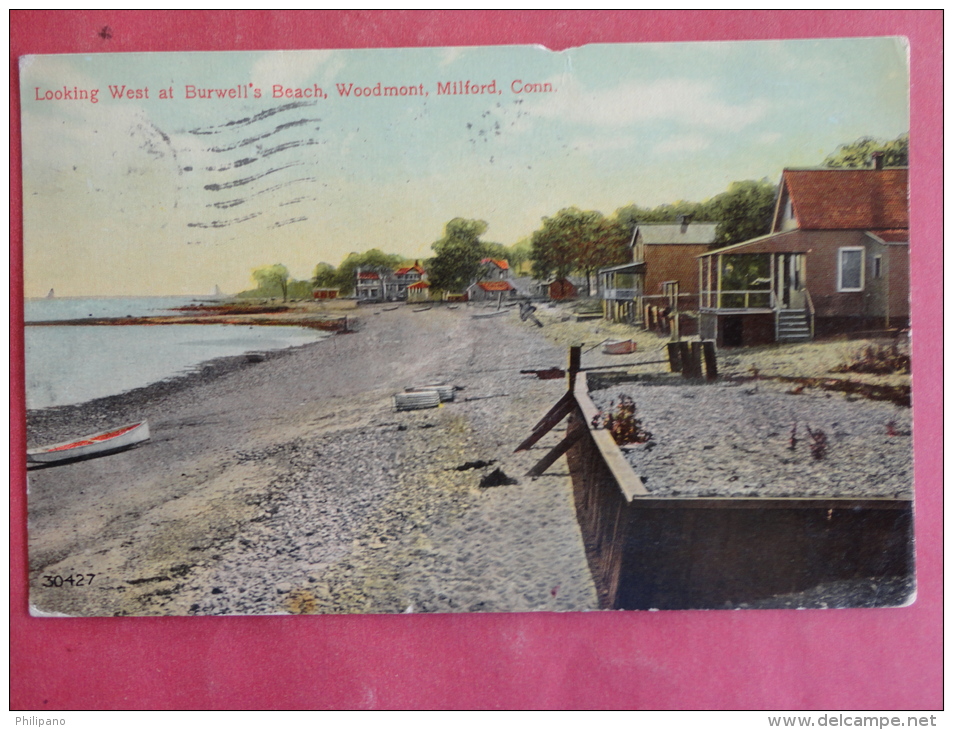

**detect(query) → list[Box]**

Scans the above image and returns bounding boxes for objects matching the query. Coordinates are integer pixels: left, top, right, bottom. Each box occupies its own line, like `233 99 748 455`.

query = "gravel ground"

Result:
24 300 914 615
26 304 597 616
589 379 912 499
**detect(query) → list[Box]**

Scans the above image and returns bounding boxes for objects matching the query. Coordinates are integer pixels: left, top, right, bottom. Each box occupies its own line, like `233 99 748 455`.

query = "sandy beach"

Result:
25 302 912 616
27 303 601 616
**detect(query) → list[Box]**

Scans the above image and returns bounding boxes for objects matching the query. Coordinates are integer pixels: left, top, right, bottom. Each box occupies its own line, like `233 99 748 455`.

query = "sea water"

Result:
23 297 329 410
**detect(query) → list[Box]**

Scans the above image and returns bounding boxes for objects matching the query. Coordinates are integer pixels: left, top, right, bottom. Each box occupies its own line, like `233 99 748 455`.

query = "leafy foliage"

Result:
531 207 629 294
427 218 491 293
615 179 776 250
824 133 909 169
708 179 777 247
593 395 653 446
311 262 338 289
251 264 290 301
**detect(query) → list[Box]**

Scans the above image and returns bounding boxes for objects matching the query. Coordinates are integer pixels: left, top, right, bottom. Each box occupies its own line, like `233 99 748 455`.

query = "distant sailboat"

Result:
209 285 223 298
45 288 55 299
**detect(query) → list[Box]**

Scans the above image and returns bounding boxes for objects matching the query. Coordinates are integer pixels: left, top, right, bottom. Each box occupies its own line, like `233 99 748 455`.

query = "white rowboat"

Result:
27 421 150 464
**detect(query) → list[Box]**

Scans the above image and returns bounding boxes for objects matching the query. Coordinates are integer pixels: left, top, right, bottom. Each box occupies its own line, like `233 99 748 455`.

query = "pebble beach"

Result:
25 302 913 616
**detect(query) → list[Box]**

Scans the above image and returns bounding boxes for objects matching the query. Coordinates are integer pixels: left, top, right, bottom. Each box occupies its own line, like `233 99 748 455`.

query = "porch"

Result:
599 262 644 325
698 250 815 346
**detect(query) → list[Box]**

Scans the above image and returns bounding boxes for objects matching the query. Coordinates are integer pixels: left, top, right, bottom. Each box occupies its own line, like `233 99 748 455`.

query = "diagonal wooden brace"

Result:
515 390 576 453
526 423 585 477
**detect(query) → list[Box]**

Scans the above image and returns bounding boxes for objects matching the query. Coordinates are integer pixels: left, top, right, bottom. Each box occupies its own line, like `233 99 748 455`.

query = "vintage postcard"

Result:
21 39 912 616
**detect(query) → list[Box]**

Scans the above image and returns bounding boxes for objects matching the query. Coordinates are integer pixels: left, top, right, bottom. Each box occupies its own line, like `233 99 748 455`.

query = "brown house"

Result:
698 166 909 346
600 218 717 325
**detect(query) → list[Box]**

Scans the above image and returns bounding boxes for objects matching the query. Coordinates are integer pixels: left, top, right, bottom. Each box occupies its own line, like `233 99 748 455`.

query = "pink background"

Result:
9 11 942 710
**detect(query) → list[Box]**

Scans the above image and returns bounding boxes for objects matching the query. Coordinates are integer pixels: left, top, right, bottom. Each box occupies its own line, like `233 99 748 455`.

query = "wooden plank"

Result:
515 392 575 453
526 426 585 476
529 389 574 433
574 374 649 500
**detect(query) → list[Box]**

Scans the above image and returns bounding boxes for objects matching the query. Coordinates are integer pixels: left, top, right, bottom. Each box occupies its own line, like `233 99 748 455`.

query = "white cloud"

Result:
532 77 768 133
249 50 337 90
653 133 712 155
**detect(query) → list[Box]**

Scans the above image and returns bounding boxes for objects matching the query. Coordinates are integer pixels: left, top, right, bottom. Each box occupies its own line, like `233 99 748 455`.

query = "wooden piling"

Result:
702 340 718 381
667 342 683 373
568 344 582 390
689 342 704 379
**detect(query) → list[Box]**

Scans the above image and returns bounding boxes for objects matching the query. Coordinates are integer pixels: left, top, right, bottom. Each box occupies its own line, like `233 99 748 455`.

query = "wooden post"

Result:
701 340 718 381
667 342 683 373
568 345 582 390
678 341 693 379
689 342 706 379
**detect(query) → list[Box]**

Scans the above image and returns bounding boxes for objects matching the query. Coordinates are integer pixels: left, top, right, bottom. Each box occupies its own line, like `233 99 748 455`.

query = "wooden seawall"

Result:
565 372 913 610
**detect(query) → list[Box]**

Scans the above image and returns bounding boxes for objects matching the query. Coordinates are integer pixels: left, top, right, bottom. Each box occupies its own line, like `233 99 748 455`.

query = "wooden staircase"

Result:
777 309 812 343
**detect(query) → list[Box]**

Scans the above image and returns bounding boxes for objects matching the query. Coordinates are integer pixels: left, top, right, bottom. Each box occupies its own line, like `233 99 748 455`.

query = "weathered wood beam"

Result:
526 424 585 477
516 390 576 452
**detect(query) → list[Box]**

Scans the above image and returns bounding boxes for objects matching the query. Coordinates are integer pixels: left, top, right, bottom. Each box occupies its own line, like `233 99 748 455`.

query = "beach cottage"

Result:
466 280 516 302
407 280 431 302
698 164 909 346
393 261 427 300
600 218 717 326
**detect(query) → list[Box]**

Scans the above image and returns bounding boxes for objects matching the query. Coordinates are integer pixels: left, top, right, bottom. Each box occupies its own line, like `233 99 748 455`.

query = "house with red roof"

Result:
698 163 909 346
406 280 431 302
355 269 386 301
393 260 427 299
466 279 516 302
479 258 510 281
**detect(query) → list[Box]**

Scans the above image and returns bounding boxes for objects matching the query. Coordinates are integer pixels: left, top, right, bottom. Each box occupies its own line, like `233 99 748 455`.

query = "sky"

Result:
19 38 909 297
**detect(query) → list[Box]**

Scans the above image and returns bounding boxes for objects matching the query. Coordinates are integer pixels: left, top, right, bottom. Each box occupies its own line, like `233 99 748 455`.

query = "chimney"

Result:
872 151 885 170
676 214 690 233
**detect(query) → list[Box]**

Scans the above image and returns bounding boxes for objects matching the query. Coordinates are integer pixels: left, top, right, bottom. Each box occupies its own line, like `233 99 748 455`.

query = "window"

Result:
873 255 883 279
838 247 864 292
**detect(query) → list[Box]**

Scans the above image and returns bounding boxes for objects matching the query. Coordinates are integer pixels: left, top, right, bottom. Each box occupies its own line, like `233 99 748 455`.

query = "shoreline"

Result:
23 302 913 615
26 304 599 616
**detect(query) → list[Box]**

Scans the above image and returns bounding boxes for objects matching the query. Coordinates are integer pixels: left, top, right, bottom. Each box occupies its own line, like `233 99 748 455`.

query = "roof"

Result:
395 262 426 275
407 281 430 289
480 258 510 270
599 262 646 275
866 229 908 243
782 168 908 230
357 272 380 280
697 229 801 258
475 281 515 292
637 223 718 245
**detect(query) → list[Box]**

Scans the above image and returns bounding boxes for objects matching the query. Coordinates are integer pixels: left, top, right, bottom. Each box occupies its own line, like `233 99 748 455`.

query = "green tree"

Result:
531 208 629 295
708 179 777 247
506 237 534 274
615 199 714 229
427 218 490 293
252 264 290 301
824 133 909 168
312 262 338 289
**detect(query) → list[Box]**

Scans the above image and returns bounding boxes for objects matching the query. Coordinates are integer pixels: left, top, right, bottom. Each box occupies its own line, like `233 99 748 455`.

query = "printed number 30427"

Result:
41 574 96 587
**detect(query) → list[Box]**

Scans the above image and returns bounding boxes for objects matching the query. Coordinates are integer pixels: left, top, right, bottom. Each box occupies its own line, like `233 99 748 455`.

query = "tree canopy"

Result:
251 264 290 301
824 133 909 169
311 262 337 289
427 218 491 293
531 207 629 294
708 179 777 247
